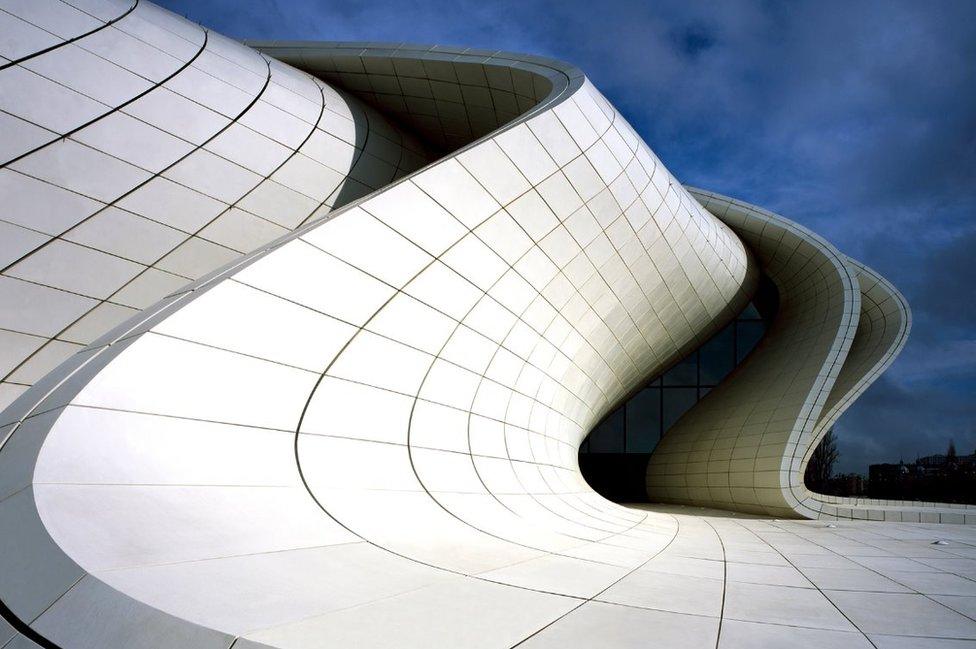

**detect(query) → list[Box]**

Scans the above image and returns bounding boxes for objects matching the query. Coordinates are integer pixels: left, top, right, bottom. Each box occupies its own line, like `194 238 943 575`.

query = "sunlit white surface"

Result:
0 2 973 648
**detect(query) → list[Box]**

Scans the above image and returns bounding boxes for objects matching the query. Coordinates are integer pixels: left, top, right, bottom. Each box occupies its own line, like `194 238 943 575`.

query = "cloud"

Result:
910 228 976 334
835 376 976 473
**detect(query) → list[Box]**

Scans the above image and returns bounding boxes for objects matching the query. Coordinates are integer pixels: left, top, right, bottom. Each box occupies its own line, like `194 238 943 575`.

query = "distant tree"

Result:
805 429 839 492
948 439 957 462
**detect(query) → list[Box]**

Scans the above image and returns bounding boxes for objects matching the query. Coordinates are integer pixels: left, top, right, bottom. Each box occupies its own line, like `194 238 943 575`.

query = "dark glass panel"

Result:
663 352 697 386
625 387 661 453
587 406 625 452
753 276 780 323
699 325 734 386
736 320 765 363
662 387 698 431
739 301 762 320
578 283 776 501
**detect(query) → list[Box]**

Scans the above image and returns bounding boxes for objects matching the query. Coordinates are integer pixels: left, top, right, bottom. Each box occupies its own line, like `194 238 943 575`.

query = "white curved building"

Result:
1 2 975 648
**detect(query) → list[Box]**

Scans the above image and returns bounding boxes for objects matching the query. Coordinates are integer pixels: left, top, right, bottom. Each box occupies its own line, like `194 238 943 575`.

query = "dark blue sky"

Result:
157 0 976 474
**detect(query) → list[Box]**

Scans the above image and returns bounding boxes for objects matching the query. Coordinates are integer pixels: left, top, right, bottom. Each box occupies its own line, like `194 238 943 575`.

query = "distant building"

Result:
867 453 976 501
917 452 976 471
829 473 866 496
918 454 948 469
869 461 909 483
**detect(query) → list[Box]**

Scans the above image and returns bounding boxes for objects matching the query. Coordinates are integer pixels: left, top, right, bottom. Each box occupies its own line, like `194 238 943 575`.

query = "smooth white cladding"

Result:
645 190 916 521
0 2 969 649
0 0 431 411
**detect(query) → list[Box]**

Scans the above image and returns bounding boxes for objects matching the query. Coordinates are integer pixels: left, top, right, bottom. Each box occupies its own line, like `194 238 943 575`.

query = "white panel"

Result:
117 177 227 232
410 400 472 453
60 301 139 345
0 11 60 60
475 211 533 265
36 406 298 486
198 208 289 253
301 208 433 286
0 275 98 337
155 237 239 279
441 233 508 292
23 43 153 106
301 376 414 444
413 158 501 228
366 292 457 355
0 220 47 268
7 339 83 384
273 153 345 202
327 331 432 395
0 329 45 377
403 260 483 321
234 239 395 325
0 66 106 133
0 110 55 163
73 112 195 174
64 207 185 264
164 149 262 203
123 87 230 145
154 280 356 371
112 268 189 309
361 180 467 256
298 435 419 491
495 123 558 185
74 332 318 430
459 141 530 206
204 122 292 176
11 139 151 203
0 169 103 234
2 0 101 36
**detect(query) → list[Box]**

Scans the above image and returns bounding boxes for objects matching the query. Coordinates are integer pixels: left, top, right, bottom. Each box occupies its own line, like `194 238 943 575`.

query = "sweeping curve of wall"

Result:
647 189 912 520
1 2 970 648
669 190 964 522
0 0 433 412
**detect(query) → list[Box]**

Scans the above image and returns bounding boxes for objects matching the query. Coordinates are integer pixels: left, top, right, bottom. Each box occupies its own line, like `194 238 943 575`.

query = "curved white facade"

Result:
647 190 919 519
2 2 976 648
0 1 432 412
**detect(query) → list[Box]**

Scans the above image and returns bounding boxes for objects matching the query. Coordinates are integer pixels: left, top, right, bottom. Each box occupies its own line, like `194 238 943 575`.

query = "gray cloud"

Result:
835 376 976 473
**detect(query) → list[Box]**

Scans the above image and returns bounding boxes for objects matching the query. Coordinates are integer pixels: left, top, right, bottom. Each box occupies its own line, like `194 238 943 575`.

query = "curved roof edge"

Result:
247 40 585 154
656 187 975 523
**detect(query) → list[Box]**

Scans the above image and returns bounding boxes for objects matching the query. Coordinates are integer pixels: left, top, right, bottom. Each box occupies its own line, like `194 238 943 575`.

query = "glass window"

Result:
587 406 625 452
736 320 765 363
699 325 734 386
662 387 698 432
625 387 661 453
739 301 762 320
581 297 768 455
579 291 774 501
663 352 697 386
